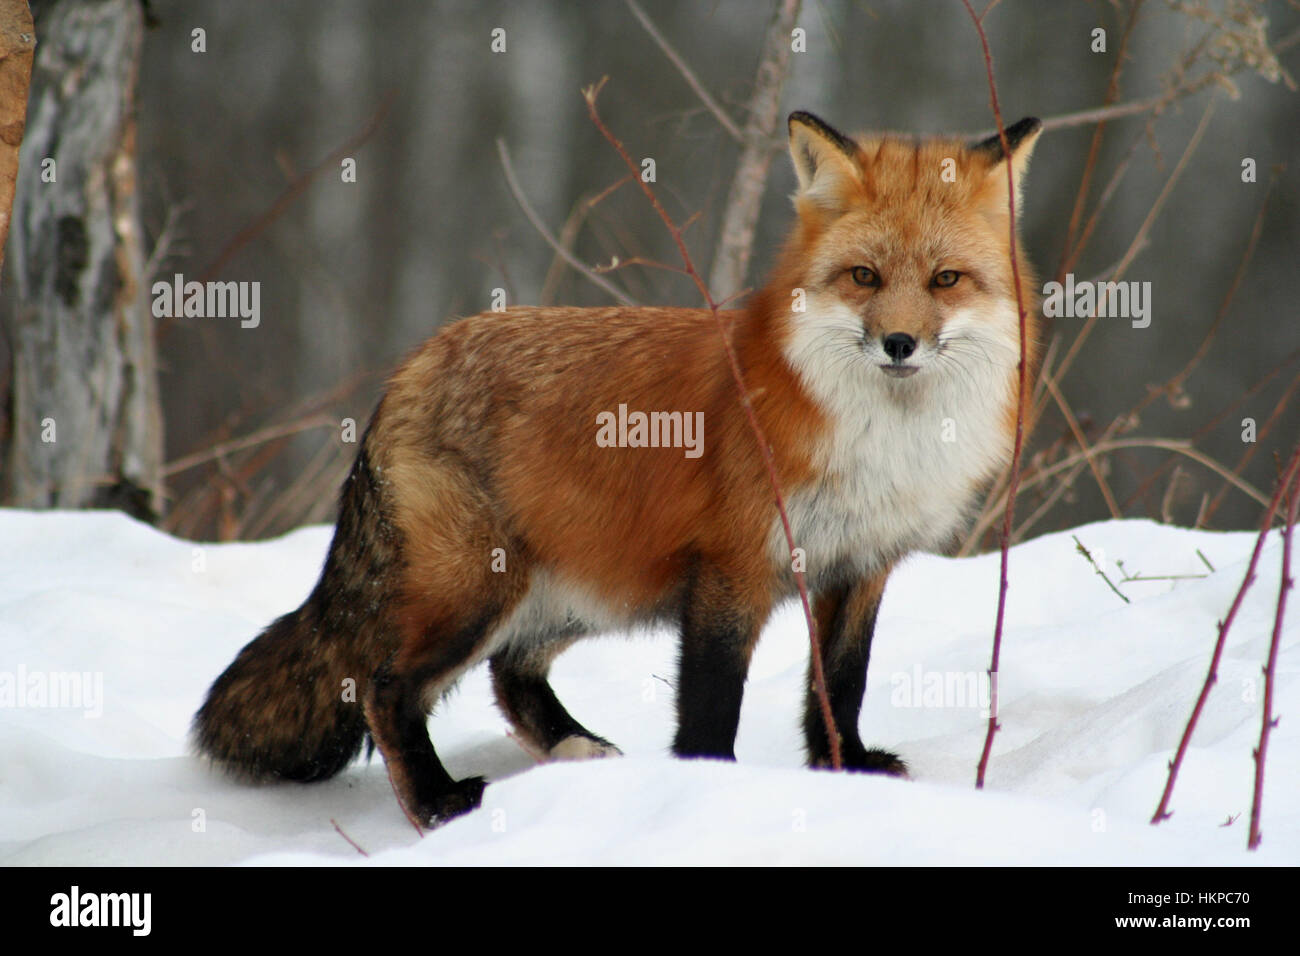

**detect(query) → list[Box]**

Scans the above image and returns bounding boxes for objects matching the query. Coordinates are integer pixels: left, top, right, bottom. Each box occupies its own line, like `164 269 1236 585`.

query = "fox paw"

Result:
416 775 487 827
811 747 909 778
852 748 910 778
549 735 623 762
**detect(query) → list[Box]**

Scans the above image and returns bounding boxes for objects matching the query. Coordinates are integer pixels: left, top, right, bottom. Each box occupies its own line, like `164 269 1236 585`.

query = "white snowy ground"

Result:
0 509 1295 866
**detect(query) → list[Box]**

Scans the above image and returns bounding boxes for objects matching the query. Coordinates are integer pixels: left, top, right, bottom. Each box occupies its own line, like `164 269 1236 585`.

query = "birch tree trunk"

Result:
4 0 163 519
706 0 801 303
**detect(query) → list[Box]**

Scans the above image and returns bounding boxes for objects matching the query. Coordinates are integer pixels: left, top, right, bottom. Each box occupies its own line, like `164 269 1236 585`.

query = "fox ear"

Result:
788 111 860 210
971 117 1042 216
970 117 1042 165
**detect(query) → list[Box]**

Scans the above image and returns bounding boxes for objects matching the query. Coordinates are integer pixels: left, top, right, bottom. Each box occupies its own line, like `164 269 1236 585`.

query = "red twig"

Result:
382 762 427 837
330 818 370 857
961 1 1032 790
1151 442 1300 824
581 77 841 770
1248 456 1299 849
508 730 547 765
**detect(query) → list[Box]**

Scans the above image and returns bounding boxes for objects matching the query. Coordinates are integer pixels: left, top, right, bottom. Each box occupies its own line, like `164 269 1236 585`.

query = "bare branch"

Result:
1055 96 1218 386
1153 443 1300 825
1204 370 1300 525
167 89 395 331
971 437 1273 548
1058 0 1145 277
330 818 370 857
496 138 637 306
1249 458 1299 849
1043 373 1122 520
624 0 743 143
1073 535 1131 604
142 200 193 284
162 415 336 478
960 0 1033 791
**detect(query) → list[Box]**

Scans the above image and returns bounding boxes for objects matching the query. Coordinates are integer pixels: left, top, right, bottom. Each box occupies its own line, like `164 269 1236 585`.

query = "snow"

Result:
1 509 1295 865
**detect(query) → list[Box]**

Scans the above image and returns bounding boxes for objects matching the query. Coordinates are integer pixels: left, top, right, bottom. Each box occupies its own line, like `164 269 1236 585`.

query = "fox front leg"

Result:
672 562 768 760
804 571 908 776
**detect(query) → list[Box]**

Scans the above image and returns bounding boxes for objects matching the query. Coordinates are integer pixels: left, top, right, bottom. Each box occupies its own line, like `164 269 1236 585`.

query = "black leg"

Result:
673 563 764 760
363 661 486 825
804 572 907 776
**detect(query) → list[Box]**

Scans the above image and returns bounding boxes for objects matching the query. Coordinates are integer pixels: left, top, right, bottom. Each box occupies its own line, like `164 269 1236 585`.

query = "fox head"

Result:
771 110 1041 400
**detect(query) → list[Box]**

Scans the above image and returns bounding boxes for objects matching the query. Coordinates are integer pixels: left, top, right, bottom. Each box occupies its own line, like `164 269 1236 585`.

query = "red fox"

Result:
194 111 1042 825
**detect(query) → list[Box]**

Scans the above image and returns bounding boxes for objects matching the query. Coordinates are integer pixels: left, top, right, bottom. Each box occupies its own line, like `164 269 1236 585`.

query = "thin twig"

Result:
330 818 370 857
1073 535 1130 604
159 91 395 332
1118 573 1207 585
1052 97 1217 390
1248 459 1299 849
582 76 841 770
496 138 637 306
962 0 1034 791
162 415 336 477
507 730 548 765
142 201 192 284
593 254 687 277
623 0 743 143
1007 98 1220 541
1203 369 1300 526
1152 442 1300 824
1114 559 1207 586
967 436 1270 552
1043 373 1122 519
1117 175 1286 517
1058 0 1144 277
970 20 1300 140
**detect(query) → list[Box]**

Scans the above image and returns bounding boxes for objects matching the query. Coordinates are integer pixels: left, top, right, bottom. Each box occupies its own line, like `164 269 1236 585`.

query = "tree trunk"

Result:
0 0 35 277
4 0 162 519
706 0 801 303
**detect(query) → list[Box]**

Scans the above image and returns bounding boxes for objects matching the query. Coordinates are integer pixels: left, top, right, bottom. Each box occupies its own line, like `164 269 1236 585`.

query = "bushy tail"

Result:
192 444 401 782
192 603 368 781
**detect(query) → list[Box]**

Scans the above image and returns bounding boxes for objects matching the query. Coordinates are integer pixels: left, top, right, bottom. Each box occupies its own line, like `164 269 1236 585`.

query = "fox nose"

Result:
882 332 916 362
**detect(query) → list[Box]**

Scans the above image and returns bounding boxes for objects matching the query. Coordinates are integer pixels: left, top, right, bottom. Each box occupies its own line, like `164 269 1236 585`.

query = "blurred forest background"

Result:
1 0 1298 548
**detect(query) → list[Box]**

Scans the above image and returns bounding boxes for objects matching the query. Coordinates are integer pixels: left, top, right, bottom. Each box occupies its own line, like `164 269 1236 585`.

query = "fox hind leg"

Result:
364 656 487 825
490 638 622 762
362 455 531 825
363 599 520 825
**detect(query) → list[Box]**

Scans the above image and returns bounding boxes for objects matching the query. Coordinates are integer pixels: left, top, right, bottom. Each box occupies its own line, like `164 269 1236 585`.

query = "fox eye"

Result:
850 266 879 287
933 270 961 288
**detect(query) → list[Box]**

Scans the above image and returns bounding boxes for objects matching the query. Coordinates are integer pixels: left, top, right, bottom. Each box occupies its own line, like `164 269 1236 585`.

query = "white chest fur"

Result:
773 304 1019 583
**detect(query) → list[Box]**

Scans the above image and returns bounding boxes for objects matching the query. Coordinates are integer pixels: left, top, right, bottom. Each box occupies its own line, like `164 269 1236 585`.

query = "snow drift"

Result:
0 510 1294 865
